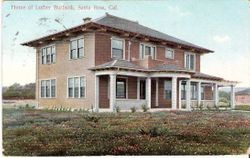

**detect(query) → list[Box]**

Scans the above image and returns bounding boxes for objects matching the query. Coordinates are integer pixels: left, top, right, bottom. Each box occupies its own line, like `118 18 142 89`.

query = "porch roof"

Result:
89 59 192 73
191 72 224 81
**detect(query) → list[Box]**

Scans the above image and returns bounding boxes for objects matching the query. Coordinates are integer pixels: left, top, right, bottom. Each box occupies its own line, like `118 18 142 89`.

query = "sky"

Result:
2 0 250 87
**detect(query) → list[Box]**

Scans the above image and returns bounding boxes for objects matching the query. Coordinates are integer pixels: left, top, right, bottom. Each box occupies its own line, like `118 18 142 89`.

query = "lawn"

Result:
3 107 250 156
235 105 250 111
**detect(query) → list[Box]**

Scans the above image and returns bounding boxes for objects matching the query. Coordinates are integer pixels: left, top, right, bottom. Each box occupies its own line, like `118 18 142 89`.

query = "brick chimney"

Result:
83 17 91 24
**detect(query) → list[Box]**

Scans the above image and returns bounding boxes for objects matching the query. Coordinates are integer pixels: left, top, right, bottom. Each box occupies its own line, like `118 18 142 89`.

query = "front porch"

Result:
94 70 236 112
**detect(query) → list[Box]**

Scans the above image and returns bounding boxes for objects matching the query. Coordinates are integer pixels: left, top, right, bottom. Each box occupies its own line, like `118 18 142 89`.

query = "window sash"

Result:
70 38 84 59
185 53 195 70
164 81 172 100
41 79 56 98
165 49 174 59
68 76 86 98
116 78 126 99
41 45 56 64
140 43 156 59
112 38 124 59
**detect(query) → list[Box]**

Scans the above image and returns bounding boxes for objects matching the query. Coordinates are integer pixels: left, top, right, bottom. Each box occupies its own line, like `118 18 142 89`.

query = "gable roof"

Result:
236 88 250 95
21 13 213 53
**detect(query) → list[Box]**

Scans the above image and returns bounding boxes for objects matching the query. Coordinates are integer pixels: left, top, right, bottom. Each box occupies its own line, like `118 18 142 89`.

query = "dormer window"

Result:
70 36 84 59
111 37 124 59
140 43 156 59
41 45 56 64
185 52 196 71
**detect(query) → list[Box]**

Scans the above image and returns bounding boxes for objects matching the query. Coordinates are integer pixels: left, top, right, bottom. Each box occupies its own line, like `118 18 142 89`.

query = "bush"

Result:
139 126 165 137
130 107 136 113
141 104 148 112
84 114 100 123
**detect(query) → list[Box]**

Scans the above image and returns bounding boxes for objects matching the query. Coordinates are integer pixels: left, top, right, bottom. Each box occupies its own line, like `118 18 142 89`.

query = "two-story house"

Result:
22 13 237 112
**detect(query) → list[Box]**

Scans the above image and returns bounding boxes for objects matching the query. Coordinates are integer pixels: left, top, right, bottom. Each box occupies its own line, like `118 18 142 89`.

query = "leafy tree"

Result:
2 83 35 99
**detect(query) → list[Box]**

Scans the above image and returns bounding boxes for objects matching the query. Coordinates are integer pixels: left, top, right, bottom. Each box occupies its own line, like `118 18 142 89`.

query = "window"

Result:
116 78 127 99
181 81 186 100
140 80 146 99
191 83 197 100
70 37 84 59
164 80 172 100
185 53 195 70
111 38 124 59
165 48 174 59
40 79 56 98
201 86 205 100
41 45 56 64
140 43 156 59
68 76 86 98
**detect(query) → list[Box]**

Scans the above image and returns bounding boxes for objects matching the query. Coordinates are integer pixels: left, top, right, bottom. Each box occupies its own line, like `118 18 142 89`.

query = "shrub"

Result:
84 114 100 123
115 106 120 113
130 107 136 113
141 104 149 112
139 126 165 137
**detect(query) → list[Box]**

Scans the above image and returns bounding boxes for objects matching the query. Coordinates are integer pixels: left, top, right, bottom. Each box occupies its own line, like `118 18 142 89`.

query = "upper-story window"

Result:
70 37 84 59
185 52 196 71
140 43 156 59
165 48 174 59
41 45 56 64
111 37 124 59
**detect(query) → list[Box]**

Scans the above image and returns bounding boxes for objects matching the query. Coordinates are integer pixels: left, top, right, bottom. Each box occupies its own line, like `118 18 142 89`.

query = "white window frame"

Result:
40 78 56 98
111 37 125 60
115 76 128 100
139 43 157 60
165 48 174 59
164 80 172 100
40 44 56 64
184 52 196 71
69 36 84 60
67 75 86 99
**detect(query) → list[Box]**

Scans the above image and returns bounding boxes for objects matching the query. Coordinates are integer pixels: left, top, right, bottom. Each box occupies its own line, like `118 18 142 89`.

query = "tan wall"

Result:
37 33 96 109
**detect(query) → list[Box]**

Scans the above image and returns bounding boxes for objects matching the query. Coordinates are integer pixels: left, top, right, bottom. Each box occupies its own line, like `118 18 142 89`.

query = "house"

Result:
236 88 250 105
22 13 237 112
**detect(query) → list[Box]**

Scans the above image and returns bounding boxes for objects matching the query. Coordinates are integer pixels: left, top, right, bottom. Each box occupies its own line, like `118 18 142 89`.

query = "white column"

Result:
214 83 219 106
178 80 182 109
146 77 151 109
137 78 140 100
230 85 235 109
109 74 116 111
94 75 99 112
197 82 201 106
155 78 159 107
171 77 177 110
186 80 191 110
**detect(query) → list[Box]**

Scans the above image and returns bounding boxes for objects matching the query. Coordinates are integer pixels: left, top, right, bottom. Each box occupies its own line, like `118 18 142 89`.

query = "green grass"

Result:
3 108 250 156
235 105 250 111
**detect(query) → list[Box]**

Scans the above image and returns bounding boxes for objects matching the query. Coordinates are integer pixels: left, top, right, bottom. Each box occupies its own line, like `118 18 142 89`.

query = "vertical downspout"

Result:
128 41 131 61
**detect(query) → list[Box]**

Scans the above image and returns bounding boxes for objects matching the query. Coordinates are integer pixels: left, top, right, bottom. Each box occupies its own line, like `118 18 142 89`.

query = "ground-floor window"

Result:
140 79 146 99
68 76 86 98
181 81 186 100
191 83 197 100
116 78 127 99
201 86 205 100
164 80 172 100
40 79 56 98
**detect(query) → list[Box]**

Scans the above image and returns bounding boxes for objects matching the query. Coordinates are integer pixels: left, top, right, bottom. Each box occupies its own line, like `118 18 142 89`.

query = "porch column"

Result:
155 78 159 107
171 77 177 110
178 80 182 109
186 80 191 110
146 77 151 109
94 75 99 112
137 77 140 100
214 83 219 106
197 82 201 106
230 85 235 109
109 74 116 111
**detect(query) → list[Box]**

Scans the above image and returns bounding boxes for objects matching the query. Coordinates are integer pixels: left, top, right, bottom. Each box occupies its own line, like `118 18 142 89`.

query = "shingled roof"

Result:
94 14 211 51
192 72 223 81
22 13 213 53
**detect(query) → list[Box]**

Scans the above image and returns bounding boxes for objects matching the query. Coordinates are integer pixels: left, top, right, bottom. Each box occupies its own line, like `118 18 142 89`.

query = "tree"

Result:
2 83 35 99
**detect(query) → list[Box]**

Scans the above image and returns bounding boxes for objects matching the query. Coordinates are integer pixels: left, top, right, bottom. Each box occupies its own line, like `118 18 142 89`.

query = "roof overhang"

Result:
21 22 213 53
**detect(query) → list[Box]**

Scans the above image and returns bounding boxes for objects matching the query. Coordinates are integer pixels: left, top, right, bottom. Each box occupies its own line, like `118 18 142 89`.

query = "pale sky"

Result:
2 0 250 87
